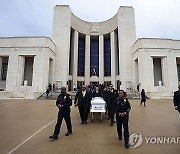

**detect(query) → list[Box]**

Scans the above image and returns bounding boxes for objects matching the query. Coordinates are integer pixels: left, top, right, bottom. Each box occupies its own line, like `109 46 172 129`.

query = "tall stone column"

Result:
110 31 116 87
17 56 25 86
73 31 79 86
0 57 2 80
52 5 71 87
99 35 104 84
139 49 154 90
161 57 168 86
117 6 136 90
167 55 178 91
85 35 90 85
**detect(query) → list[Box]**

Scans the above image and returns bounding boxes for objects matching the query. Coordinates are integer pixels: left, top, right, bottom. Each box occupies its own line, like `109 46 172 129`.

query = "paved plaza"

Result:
0 99 179 154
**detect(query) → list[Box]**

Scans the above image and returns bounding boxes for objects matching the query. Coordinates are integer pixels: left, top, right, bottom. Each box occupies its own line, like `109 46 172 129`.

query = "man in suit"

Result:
106 84 119 126
173 85 180 113
74 85 91 124
92 86 102 98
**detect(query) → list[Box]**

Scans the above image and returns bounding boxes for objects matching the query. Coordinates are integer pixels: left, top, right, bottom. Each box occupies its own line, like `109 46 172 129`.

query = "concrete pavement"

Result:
0 99 179 154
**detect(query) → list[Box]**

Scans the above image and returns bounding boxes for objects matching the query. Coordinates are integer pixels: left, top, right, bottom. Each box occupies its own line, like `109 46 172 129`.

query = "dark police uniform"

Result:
173 89 180 113
114 97 131 145
53 92 72 136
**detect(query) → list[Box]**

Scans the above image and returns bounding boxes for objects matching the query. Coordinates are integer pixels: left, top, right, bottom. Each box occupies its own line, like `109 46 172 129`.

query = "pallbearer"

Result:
74 85 91 124
106 84 118 126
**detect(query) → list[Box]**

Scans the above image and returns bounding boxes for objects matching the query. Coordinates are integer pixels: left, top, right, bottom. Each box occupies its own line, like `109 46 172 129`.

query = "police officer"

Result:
114 90 131 148
173 85 180 113
49 87 72 140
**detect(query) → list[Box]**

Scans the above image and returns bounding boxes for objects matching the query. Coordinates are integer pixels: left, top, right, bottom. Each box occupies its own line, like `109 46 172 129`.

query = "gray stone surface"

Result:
0 99 179 154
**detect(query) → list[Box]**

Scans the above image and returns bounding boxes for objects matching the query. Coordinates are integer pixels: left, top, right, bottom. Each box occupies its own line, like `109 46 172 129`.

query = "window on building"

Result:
177 64 180 81
90 37 99 77
69 29 73 75
104 35 111 76
153 58 163 86
1 63 8 80
78 37 85 76
1 57 9 81
23 57 34 86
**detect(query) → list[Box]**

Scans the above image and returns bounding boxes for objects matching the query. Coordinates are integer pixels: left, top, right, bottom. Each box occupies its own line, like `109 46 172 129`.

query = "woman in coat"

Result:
140 89 146 106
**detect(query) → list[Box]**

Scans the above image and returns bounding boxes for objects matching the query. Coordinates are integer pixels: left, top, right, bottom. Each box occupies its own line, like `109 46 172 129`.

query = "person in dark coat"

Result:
86 85 92 115
74 85 91 124
102 86 109 115
173 85 180 113
48 83 52 92
137 83 140 92
114 90 131 148
92 86 102 98
140 89 146 106
46 88 50 98
106 84 119 126
49 87 72 140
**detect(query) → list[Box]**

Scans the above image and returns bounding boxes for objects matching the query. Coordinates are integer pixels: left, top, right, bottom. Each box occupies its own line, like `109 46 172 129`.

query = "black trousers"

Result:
107 104 115 123
177 106 180 113
140 97 146 106
54 109 72 136
78 106 89 122
116 114 129 144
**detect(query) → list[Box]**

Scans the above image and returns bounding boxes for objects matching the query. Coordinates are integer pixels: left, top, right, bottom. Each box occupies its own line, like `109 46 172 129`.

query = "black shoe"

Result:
81 121 84 124
110 123 114 126
113 121 116 123
65 132 72 136
119 137 122 140
49 135 58 140
125 143 129 148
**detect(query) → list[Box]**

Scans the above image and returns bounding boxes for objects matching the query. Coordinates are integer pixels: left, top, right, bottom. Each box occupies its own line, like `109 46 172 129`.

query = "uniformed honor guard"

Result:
49 87 72 140
114 90 131 148
173 85 180 113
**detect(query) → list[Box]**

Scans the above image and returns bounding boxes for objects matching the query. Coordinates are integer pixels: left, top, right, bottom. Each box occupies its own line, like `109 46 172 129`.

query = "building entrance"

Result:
90 82 99 87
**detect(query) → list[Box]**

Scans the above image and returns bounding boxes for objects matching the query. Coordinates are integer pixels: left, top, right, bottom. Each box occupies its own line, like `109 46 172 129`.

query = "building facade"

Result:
0 5 179 99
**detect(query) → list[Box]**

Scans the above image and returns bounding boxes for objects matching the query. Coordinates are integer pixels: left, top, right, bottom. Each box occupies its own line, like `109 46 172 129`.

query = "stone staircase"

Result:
127 88 141 99
37 91 76 100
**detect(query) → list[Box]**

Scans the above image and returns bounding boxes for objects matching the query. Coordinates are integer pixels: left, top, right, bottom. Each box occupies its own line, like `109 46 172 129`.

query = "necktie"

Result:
82 91 85 97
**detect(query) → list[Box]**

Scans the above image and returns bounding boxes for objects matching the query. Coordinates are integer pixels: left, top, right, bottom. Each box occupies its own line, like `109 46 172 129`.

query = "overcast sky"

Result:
0 0 180 40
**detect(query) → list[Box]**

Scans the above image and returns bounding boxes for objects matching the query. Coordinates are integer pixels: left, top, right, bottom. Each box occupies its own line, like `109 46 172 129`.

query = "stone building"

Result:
0 5 179 99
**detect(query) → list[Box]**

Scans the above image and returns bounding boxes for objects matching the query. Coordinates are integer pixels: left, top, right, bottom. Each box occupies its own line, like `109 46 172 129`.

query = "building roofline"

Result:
132 37 180 47
0 36 56 46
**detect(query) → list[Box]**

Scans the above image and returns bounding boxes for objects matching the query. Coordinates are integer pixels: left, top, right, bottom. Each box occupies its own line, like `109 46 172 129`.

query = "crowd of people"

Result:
49 84 131 148
49 83 180 149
